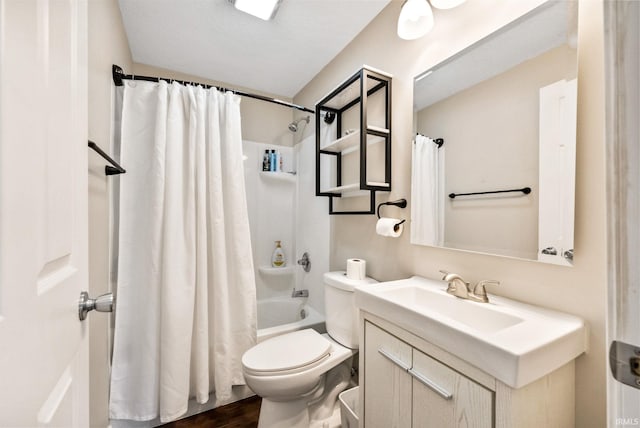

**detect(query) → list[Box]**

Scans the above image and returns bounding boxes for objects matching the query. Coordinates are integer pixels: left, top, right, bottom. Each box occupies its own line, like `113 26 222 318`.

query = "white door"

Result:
0 0 89 426
605 2 640 426
537 78 577 266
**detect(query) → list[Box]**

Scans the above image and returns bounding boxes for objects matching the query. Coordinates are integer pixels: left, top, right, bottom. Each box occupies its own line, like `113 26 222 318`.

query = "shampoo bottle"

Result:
262 150 270 171
271 241 286 267
269 150 276 172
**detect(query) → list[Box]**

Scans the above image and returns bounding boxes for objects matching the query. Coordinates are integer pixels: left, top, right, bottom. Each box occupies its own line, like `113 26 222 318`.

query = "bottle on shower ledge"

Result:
271 241 286 267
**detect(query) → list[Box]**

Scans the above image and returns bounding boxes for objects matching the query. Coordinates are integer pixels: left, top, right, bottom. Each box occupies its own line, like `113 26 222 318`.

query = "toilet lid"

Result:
242 329 331 373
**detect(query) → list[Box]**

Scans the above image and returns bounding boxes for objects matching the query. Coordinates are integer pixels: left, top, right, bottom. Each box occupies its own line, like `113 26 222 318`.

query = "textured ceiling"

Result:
118 0 390 98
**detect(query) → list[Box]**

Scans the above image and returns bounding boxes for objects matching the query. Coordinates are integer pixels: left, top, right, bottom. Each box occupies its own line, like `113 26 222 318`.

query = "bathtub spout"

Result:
292 288 309 298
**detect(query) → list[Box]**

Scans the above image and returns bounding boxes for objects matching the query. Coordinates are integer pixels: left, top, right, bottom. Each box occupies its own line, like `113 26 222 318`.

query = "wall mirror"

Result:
411 0 578 266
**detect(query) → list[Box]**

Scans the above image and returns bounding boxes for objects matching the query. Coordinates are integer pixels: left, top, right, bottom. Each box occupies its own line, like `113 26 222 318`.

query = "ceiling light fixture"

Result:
397 0 467 40
229 0 282 21
429 0 466 10
397 0 434 40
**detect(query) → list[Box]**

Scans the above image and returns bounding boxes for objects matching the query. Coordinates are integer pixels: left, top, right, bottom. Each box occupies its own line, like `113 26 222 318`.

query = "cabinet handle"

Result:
378 348 411 371
408 368 453 400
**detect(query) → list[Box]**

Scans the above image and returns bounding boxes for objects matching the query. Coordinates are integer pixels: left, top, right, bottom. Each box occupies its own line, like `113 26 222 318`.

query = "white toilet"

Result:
242 271 377 428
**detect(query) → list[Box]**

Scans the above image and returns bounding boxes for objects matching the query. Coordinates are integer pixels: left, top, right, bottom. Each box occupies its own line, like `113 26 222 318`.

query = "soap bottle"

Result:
271 241 286 267
262 149 270 171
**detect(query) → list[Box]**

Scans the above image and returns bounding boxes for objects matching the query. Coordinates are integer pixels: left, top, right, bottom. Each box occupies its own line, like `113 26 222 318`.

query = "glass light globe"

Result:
429 0 466 10
397 0 434 40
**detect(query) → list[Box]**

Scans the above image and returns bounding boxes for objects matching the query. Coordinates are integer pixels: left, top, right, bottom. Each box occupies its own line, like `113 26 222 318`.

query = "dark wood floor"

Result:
162 396 261 428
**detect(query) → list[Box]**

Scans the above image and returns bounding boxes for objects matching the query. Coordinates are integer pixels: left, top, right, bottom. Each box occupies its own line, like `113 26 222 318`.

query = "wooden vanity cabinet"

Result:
359 312 575 428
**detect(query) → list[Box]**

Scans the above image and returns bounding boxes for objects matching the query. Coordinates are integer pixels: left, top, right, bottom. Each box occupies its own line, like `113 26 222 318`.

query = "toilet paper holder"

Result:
377 199 407 231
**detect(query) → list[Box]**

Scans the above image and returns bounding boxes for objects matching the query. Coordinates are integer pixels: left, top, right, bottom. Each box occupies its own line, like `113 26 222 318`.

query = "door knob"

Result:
78 291 114 321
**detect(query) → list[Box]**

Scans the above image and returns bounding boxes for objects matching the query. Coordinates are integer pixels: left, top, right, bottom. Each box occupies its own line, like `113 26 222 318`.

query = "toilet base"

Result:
257 397 310 428
256 360 353 428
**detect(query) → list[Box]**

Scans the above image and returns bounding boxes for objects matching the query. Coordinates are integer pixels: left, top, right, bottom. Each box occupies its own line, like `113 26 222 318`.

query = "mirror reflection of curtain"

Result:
411 135 444 246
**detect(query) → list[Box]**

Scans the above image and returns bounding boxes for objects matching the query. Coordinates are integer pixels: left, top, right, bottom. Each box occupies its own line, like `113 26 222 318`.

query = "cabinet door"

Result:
411 349 493 428
363 322 412 428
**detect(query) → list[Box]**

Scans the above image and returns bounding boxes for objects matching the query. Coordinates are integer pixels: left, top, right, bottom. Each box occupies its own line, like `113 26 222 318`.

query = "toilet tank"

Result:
324 271 377 349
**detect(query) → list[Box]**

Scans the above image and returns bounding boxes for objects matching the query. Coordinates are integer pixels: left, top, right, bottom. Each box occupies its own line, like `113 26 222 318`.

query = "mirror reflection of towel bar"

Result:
448 187 531 199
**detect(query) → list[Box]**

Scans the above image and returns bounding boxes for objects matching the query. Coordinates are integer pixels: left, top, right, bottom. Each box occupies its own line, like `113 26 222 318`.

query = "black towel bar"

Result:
88 141 126 176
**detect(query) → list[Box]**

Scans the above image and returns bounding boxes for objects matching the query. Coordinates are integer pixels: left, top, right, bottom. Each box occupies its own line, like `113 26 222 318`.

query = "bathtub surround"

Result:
243 141 296 301
110 81 257 422
243 136 331 315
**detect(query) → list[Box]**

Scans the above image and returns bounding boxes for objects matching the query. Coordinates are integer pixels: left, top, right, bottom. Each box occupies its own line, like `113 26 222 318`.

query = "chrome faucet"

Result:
297 252 311 272
439 271 499 303
440 270 471 299
472 279 500 303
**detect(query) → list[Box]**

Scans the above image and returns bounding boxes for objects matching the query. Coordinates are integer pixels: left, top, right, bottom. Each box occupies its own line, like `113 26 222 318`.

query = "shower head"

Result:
288 116 310 132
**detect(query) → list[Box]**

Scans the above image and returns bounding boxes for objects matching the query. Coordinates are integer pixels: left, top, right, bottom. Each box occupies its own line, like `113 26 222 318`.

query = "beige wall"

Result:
88 7 301 425
417 45 577 259
88 0 133 427
294 1 607 427
132 63 299 147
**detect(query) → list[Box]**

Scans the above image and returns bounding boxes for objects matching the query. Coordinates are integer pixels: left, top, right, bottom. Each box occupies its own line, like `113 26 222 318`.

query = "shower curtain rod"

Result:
112 65 314 113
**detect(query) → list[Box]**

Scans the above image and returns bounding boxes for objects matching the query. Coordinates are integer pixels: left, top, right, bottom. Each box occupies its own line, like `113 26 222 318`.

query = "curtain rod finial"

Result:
112 64 124 86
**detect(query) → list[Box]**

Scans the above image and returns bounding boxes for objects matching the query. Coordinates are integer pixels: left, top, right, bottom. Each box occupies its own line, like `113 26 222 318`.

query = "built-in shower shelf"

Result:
258 266 295 276
259 171 296 183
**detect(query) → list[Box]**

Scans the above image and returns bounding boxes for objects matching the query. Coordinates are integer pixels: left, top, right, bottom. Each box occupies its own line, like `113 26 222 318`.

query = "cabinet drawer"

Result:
412 349 493 428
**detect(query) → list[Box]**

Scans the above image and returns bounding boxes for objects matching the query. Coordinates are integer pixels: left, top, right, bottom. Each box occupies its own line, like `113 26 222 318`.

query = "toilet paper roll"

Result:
346 258 366 280
376 217 404 238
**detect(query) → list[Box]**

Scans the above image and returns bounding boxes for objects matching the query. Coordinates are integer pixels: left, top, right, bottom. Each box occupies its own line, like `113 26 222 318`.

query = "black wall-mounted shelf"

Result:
315 66 392 215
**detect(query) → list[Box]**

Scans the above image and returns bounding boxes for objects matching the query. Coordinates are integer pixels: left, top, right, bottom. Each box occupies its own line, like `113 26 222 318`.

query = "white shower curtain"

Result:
109 81 257 423
411 134 444 246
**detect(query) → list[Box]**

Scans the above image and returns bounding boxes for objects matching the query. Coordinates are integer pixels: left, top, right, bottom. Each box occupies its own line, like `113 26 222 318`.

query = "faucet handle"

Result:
438 270 450 280
473 280 500 303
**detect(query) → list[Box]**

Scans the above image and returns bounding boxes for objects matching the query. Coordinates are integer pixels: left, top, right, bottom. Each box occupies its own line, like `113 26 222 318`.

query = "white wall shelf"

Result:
323 181 390 195
320 130 387 154
258 266 294 276
259 171 296 183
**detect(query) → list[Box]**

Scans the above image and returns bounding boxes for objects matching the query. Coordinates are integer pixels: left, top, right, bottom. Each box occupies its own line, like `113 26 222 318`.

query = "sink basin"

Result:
355 276 587 388
376 285 524 334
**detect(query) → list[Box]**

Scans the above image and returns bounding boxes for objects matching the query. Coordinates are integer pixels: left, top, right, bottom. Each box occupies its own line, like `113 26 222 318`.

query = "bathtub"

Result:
257 297 325 342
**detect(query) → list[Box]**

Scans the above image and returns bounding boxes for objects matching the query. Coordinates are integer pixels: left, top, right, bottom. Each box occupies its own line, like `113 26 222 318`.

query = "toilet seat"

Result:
242 329 331 376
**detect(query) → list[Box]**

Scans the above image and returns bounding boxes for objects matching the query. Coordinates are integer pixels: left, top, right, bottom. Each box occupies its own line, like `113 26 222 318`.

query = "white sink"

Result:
355 276 587 388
